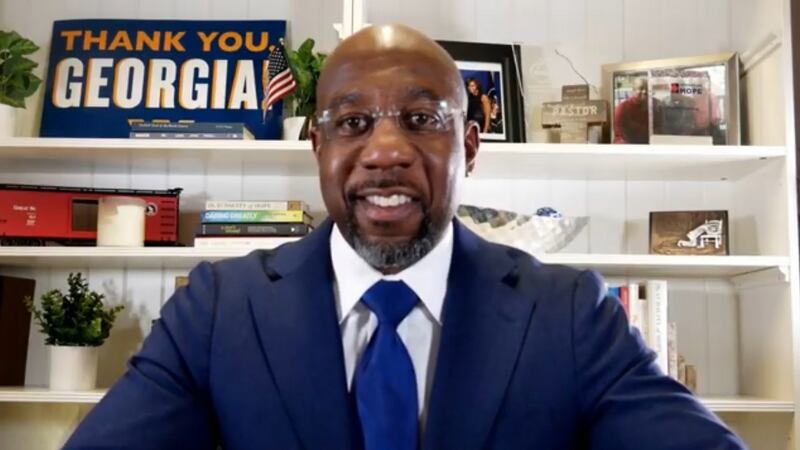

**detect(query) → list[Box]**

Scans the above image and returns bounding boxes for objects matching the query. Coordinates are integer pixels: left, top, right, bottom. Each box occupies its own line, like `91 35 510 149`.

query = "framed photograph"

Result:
602 53 739 145
649 210 729 256
437 40 526 143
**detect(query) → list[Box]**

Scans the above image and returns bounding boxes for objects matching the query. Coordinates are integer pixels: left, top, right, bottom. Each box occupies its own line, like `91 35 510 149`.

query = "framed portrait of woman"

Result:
437 40 526 143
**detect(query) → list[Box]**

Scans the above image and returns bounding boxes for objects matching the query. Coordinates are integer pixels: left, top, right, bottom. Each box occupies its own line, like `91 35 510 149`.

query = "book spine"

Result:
0 276 35 385
193 236 297 248
647 280 669 374
199 223 312 236
628 282 644 337
204 200 308 212
130 132 246 139
619 286 630 317
200 210 308 223
174 276 189 290
131 123 246 133
668 322 679 380
684 365 697 392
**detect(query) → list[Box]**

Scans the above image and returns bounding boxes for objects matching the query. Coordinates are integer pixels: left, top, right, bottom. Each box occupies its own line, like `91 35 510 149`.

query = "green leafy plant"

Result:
0 31 42 108
25 273 124 347
285 38 327 118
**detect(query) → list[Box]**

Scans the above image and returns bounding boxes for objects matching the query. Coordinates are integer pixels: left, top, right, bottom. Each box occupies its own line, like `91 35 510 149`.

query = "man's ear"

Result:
309 123 322 160
463 120 480 176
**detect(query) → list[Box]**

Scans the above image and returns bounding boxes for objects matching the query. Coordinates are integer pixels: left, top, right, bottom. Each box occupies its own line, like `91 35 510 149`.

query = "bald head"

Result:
309 24 480 274
634 77 648 100
317 24 467 111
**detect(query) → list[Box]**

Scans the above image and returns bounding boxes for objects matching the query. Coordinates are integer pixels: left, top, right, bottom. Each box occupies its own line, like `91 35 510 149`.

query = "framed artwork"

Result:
437 40 526 143
602 53 740 146
649 210 729 255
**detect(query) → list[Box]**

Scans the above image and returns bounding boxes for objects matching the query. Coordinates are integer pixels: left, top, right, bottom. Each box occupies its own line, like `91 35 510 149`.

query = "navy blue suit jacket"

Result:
65 219 745 449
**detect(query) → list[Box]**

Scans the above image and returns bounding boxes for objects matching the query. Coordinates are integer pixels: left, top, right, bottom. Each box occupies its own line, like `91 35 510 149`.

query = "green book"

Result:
200 210 311 224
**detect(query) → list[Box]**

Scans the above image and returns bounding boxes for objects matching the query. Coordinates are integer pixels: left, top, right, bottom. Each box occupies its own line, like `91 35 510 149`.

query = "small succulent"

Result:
25 273 124 346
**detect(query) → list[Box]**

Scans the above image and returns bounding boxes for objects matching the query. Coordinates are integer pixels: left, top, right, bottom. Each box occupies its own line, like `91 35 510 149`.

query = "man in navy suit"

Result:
65 25 746 449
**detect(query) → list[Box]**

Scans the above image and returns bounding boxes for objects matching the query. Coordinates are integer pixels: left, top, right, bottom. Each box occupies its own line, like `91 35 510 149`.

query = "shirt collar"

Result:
330 222 453 324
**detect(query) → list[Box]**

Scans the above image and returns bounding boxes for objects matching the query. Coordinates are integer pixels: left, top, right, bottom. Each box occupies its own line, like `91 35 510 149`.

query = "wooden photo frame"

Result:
649 210 729 255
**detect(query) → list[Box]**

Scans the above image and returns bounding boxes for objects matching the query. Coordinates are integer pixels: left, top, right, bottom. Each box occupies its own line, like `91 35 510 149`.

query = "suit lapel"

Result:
423 221 539 450
247 220 358 450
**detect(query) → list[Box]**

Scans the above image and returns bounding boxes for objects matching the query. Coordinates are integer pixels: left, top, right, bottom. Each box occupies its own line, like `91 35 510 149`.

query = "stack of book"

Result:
194 200 313 248
607 280 697 392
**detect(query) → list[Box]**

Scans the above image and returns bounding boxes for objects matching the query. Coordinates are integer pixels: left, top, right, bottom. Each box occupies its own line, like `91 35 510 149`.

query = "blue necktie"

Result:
354 280 419 450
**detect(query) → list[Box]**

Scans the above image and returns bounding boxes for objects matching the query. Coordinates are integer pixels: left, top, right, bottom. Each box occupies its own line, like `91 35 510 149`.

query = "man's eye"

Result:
335 114 371 135
404 112 442 130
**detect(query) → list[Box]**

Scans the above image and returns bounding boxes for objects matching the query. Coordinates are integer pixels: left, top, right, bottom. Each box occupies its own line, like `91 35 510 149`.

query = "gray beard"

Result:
346 214 439 272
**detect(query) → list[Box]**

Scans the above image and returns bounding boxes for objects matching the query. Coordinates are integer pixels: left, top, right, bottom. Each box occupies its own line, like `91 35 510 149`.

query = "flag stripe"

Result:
265 70 297 109
267 70 294 91
268 81 296 100
266 80 296 103
267 79 296 99
268 75 295 94
265 83 297 109
262 43 296 117
265 73 295 102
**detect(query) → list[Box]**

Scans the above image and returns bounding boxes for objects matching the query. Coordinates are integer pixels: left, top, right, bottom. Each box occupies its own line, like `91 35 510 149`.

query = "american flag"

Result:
262 42 297 122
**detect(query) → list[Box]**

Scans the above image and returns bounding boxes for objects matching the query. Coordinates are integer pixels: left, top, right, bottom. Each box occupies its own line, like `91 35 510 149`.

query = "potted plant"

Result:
0 31 42 137
25 273 124 390
284 38 326 140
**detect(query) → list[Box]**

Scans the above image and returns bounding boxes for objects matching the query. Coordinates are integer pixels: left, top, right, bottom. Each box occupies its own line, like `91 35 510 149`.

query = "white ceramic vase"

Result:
0 104 16 137
49 345 99 391
282 116 307 140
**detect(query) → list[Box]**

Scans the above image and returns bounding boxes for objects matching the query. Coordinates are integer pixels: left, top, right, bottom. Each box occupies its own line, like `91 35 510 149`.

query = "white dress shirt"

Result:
330 222 453 423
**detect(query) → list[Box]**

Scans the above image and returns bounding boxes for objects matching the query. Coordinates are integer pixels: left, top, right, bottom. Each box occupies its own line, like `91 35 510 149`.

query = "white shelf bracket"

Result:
731 265 790 290
333 0 370 40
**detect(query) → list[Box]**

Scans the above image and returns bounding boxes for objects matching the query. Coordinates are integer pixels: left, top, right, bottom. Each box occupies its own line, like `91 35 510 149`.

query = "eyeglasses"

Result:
315 100 465 140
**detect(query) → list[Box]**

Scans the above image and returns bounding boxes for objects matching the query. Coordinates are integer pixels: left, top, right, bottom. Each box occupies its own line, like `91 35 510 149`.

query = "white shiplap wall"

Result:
0 0 788 391
0 1 794 449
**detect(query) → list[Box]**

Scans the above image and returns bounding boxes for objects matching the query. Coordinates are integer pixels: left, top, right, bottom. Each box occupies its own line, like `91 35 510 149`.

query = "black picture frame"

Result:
437 40 526 143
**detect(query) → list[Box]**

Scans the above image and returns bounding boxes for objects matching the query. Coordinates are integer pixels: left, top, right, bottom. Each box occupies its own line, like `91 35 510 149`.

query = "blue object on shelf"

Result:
535 207 562 218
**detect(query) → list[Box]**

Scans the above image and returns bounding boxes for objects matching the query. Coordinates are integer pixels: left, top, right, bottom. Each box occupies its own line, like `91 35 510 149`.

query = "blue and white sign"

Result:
41 19 288 139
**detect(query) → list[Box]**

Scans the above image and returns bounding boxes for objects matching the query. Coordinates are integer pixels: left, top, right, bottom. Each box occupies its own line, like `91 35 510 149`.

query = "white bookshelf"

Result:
0 388 105 404
0 137 786 180
0 0 797 449
0 246 789 279
702 397 795 413
0 129 796 450
0 387 789 414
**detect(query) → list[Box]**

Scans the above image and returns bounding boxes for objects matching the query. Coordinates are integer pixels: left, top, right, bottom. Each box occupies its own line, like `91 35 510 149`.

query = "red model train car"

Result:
0 184 182 245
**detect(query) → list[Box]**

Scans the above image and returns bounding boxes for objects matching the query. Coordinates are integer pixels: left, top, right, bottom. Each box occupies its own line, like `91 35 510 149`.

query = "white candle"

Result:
96 196 147 247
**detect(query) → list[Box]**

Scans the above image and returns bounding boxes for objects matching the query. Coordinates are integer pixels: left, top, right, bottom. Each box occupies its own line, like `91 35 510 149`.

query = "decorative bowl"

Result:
456 204 589 254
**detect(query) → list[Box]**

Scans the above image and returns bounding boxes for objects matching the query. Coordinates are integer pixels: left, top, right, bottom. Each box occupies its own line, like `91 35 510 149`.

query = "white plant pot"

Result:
49 345 99 391
0 104 16 138
282 116 306 140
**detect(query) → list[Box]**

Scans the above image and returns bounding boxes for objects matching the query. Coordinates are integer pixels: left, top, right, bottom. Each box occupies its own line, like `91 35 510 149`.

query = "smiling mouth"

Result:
353 192 422 224
364 193 413 207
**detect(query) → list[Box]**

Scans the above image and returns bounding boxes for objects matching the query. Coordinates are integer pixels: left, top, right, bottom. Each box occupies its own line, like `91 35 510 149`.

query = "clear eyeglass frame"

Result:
315 99 466 141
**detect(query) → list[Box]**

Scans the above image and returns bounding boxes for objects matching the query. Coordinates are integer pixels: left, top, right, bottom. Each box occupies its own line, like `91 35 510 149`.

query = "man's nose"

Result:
357 117 415 171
